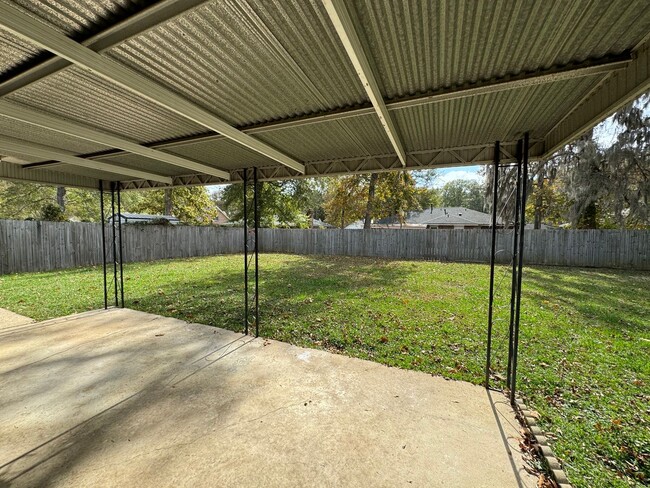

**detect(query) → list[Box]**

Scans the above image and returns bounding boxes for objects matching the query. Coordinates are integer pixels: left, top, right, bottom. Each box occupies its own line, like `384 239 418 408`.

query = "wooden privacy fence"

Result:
0 220 242 275
0 220 648 275
260 229 649 269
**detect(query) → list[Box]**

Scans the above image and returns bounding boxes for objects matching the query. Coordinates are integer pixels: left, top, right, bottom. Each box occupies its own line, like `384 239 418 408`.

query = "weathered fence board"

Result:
0 220 647 275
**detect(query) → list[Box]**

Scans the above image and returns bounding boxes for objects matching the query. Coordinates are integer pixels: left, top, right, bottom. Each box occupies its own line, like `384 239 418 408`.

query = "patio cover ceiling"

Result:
0 0 648 190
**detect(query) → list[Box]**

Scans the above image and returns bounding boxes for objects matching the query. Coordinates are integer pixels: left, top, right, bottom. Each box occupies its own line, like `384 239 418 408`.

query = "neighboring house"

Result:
312 218 336 229
345 207 505 230
213 206 230 225
108 212 180 225
398 207 503 229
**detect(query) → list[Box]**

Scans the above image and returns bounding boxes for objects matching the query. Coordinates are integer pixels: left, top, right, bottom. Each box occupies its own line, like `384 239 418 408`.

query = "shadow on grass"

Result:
127 255 410 332
524 267 649 334
125 256 490 384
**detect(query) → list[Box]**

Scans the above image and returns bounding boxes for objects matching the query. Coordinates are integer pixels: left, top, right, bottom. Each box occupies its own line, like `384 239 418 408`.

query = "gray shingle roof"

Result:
376 207 502 227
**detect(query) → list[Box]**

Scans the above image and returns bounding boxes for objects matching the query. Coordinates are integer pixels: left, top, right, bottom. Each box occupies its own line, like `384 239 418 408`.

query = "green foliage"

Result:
40 203 66 221
374 171 422 224
323 171 424 227
323 175 368 227
525 179 571 227
64 189 100 222
0 181 56 220
523 94 650 229
126 187 216 225
440 180 485 211
221 179 322 228
415 187 441 209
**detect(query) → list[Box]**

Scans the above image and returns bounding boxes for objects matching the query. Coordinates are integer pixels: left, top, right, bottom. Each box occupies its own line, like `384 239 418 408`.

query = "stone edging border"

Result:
514 398 573 488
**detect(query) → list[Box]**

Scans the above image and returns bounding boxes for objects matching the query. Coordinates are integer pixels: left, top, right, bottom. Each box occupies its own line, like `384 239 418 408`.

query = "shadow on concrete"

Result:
486 389 535 488
0 310 254 487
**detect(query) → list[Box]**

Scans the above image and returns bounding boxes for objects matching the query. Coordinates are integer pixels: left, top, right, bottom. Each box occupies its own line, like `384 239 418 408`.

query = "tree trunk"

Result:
577 201 598 229
56 187 66 213
363 173 378 229
164 189 173 215
534 176 544 229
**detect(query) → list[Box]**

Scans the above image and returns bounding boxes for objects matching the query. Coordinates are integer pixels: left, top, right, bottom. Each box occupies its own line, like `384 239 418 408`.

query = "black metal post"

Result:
253 167 260 337
110 183 118 307
100 181 108 309
117 183 124 308
510 132 529 405
506 140 523 387
243 168 249 335
485 141 500 388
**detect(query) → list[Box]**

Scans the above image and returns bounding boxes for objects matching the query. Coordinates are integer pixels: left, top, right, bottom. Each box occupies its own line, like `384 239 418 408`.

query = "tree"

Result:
324 171 425 228
602 96 650 228
56 187 66 213
525 177 570 227
440 180 485 211
127 187 217 225
40 203 66 221
415 187 441 210
363 173 378 229
220 179 319 228
323 175 367 228
492 93 649 229
374 171 421 226
0 181 56 219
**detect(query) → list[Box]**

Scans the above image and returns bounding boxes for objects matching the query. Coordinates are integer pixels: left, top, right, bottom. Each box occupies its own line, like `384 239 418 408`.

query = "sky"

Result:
431 166 483 188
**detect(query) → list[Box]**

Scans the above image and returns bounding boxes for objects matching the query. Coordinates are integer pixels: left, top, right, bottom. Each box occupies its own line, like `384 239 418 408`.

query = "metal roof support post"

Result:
253 167 260 338
117 184 125 308
110 183 118 308
243 168 249 335
510 133 529 405
100 181 108 309
485 141 500 388
506 140 523 388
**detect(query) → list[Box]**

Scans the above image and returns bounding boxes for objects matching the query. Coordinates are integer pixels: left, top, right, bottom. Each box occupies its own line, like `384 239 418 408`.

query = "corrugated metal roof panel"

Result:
352 0 650 98
51 162 150 181
254 115 393 161
7 66 206 144
0 116 108 155
164 137 277 171
393 75 603 151
9 0 148 37
0 31 42 77
0 0 648 188
0 160 99 188
106 0 366 126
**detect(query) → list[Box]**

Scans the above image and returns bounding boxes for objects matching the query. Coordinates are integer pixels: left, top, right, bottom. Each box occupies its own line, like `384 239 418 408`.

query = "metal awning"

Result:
0 0 648 190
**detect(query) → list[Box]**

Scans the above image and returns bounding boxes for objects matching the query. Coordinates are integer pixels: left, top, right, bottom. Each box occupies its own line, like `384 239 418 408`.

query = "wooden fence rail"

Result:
0 220 647 275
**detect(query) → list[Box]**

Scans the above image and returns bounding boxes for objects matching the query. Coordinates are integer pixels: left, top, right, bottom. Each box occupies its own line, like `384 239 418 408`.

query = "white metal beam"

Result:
0 100 230 180
0 136 172 184
323 0 407 166
0 0 210 96
0 2 305 175
544 41 650 156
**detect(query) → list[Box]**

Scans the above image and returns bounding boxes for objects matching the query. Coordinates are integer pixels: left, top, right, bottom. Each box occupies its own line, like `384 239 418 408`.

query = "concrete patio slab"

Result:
0 308 34 329
0 308 537 487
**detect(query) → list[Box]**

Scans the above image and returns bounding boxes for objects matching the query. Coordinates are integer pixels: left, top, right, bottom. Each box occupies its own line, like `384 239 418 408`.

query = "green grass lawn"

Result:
1 254 648 487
